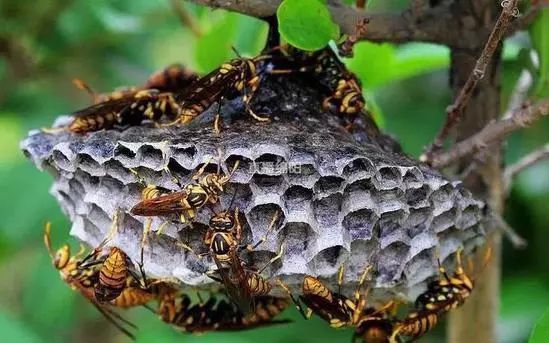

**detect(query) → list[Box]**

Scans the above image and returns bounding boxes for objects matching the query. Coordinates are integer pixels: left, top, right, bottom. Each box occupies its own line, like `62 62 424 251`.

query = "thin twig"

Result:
507 2 545 35
171 0 203 37
338 18 368 57
430 99 549 168
488 211 528 249
186 0 458 45
503 143 549 194
421 0 520 163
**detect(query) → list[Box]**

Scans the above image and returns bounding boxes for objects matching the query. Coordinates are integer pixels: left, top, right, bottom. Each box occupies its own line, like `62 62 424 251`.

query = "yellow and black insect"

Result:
55 64 199 134
66 89 181 134
279 265 396 342
164 54 274 132
130 161 239 224
43 223 137 339
389 308 439 342
159 293 290 333
93 247 132 302
143 64 199 92
389 247 490 342
203 209 284 313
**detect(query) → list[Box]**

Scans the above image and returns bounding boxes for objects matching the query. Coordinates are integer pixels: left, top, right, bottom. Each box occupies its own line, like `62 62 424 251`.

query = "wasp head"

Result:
209 211 236 232
53 245 71 270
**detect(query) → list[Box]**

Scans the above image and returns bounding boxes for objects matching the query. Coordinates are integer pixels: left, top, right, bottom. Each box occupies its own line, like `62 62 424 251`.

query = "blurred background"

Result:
0 1 547 342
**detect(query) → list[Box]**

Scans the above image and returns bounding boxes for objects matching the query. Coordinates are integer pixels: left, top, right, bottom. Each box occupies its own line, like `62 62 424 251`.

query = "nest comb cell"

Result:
21 74 489 301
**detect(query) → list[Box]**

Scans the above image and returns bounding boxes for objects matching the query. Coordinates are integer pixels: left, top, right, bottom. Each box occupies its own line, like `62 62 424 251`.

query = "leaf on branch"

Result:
277 0 339 51
345 42 449 89
529 7 549 98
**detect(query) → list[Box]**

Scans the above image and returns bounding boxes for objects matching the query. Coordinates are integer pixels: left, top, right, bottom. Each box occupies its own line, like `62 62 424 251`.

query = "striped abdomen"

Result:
111 287 155 308
397 311 439 339
95 247 128 302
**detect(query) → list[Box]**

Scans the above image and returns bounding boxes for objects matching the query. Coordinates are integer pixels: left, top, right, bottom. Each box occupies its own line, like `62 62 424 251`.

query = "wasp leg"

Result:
243 76 270 122
245 210 281 252
277 279 311 320
257 243 284 274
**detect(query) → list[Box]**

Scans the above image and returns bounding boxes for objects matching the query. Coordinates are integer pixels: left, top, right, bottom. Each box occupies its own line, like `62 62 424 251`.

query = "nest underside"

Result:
22 76 488 301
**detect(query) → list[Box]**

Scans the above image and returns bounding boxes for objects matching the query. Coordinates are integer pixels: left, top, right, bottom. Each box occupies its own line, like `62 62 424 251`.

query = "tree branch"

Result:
185 0 458 45
421 0 520 164
430 100 549 168
503 143 549 194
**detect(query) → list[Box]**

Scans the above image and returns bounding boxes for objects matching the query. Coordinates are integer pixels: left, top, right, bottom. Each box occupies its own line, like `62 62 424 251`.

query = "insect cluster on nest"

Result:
33 18 491 342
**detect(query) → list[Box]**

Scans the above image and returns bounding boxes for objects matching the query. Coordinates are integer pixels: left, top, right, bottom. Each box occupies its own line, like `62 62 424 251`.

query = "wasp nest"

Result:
21 76 488 301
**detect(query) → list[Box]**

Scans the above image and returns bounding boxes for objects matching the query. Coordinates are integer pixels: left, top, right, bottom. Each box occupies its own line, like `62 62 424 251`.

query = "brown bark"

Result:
447 2 504 342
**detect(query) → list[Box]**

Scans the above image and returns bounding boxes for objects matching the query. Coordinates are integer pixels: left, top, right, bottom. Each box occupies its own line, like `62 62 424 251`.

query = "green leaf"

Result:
277 0 339 51
530 309 549 343
529 8 549 98
346 42 449 89
194 13 239 73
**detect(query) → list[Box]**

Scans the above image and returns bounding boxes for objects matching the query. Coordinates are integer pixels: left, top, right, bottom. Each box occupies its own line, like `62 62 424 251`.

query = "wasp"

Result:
279 265 396 342
160 293 290 333
203 209 284 313
143 64 199 92
389 247 491 342
53 64 198 134
130 160 239 224
389 309 439 342
73 64 198 105
43 223 137 339
66 89 182 134
165 54 274 133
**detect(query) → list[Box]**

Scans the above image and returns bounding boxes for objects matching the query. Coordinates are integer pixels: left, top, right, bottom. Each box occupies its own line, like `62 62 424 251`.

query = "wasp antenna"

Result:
227 184 240 210
72 78 97 96
231 46 243 58
44 222 55 258
337 265 345 294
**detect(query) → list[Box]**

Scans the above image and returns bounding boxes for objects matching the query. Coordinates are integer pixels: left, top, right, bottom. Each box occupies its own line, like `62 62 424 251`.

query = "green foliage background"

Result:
0 1 547 342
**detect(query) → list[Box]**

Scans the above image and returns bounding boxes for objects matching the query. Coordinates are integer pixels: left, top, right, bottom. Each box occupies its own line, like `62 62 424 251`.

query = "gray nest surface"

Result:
21 76 488 301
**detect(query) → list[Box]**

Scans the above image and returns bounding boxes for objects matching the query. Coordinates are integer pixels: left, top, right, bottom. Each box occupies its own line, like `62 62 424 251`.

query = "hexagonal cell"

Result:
166 158 192 182
253 153 288 176
405 206 432 229
342 209 378 241
308 245 348 277
113 144 137 163
312 193 342 228
405 184 431 208
378 219 410 248
403 167 425 188
286 163 319 188
457 205 481 229
170 145 197 169
176 222 209 256
342 157 375 180
375 166 403 189
432 208 457 233
137 144 166 170
52 149 74 172
218 182 253 212
344 177 374 194
314 175 345 198
403 249 437 287
246 203 285 248
284 185 314 204
278 222 316 259
225 154 254 182
76 153 104 177
376 242 410 285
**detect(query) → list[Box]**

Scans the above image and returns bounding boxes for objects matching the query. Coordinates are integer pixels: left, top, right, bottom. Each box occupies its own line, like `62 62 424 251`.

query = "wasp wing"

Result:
130 189 192 216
